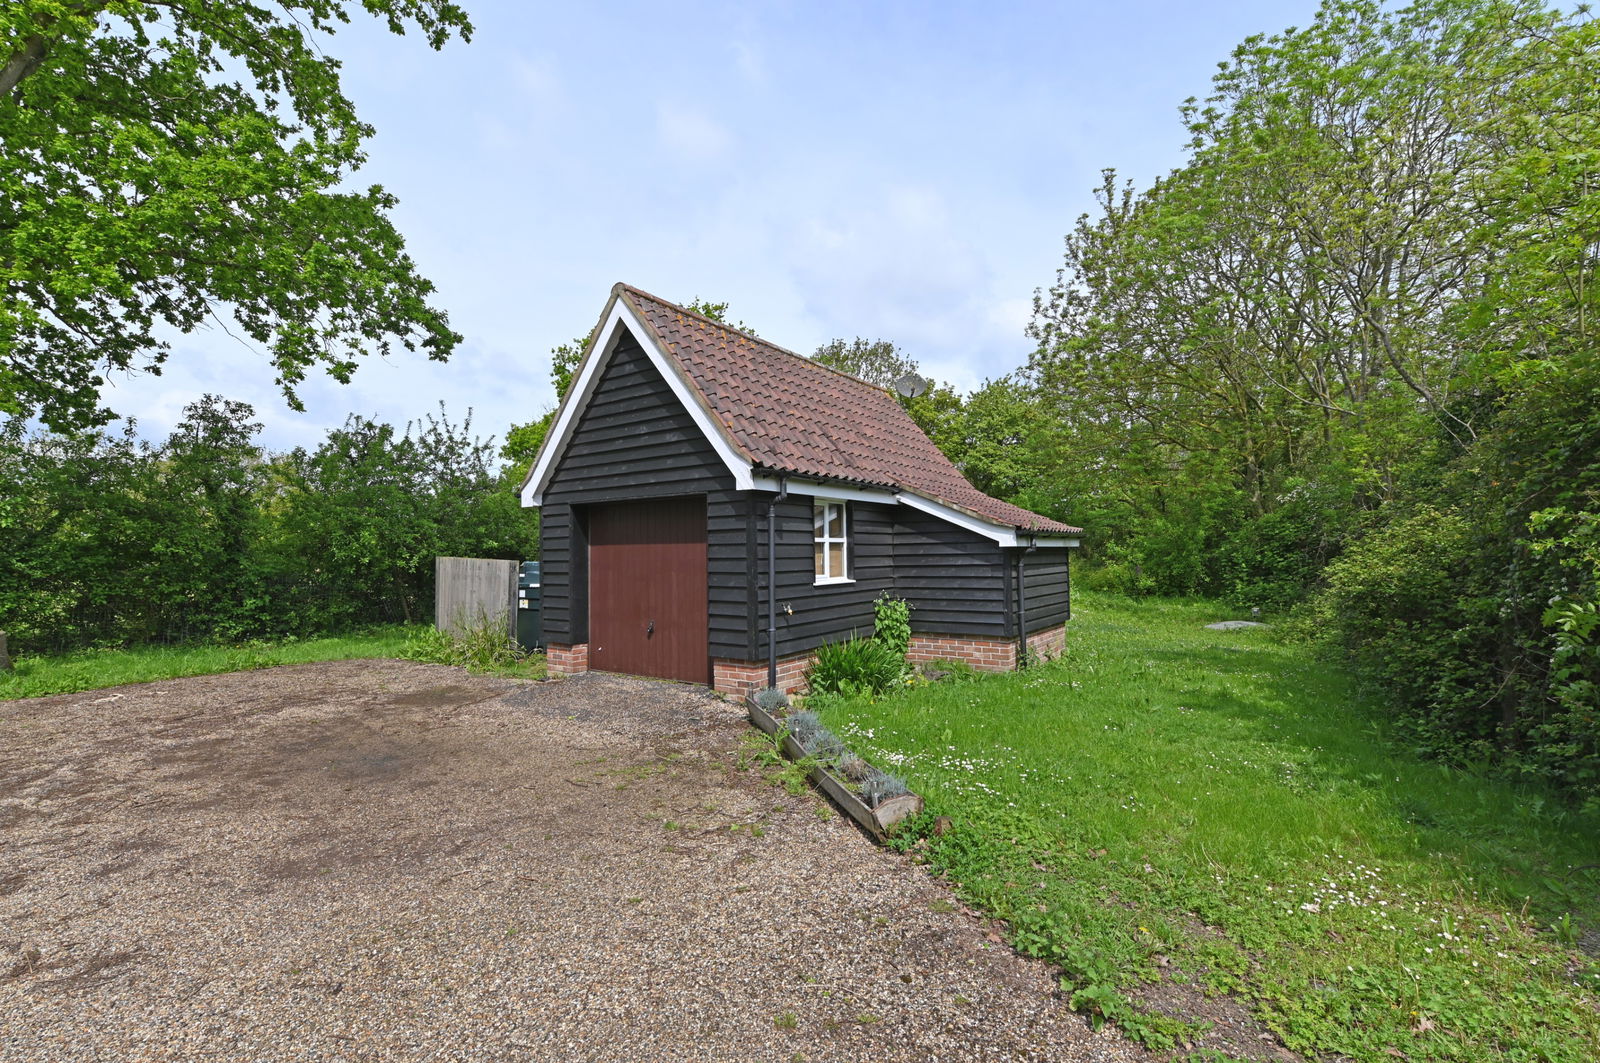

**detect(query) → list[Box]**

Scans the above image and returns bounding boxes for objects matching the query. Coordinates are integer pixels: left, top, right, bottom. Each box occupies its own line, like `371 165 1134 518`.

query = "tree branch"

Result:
1 2 108 98
0 33 48 97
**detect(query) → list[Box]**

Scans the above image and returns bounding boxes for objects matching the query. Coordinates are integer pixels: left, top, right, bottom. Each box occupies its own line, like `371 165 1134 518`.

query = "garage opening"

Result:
587 497 709 684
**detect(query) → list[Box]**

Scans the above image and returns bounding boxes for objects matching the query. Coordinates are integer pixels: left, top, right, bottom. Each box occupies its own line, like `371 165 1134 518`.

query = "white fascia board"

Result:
752 477 1081 547
894 492 1021 546
902 499 1080 549
522 298 754 506
750 475 897 506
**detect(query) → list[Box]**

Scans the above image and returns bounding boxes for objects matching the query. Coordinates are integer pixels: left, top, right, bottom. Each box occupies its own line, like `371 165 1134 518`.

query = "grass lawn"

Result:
811 592 1600 1061
0 627 546 700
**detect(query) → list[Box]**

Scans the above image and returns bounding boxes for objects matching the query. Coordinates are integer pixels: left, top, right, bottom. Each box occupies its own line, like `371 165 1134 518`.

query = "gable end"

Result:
521 294 755 507
542 333 735 504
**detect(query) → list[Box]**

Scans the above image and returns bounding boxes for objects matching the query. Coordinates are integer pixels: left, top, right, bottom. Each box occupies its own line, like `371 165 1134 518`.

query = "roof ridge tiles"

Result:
614 282 893 395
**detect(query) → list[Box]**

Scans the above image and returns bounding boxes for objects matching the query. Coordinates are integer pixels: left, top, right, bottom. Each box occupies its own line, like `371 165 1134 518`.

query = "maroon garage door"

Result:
588 497 709 684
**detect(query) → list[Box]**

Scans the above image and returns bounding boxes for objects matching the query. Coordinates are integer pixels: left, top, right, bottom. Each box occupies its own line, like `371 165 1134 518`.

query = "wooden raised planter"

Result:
746 698 924 840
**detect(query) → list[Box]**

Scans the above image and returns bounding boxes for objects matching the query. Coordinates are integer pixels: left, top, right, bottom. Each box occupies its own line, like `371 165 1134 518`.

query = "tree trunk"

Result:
0 35 49 97
2 3 109 98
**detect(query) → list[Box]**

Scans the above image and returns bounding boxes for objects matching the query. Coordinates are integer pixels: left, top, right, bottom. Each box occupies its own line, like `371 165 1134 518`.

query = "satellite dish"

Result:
893 372 930 398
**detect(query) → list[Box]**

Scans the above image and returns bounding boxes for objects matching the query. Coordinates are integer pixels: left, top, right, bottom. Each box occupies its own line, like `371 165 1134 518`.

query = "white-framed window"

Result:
813 500 850 584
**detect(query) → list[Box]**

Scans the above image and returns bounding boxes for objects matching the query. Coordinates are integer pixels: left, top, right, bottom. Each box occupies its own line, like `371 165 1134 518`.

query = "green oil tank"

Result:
516 561 542 651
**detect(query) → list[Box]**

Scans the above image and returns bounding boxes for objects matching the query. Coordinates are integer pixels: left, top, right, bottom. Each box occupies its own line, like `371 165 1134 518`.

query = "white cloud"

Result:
511 56 562 104
654 102 733 162
731 40 765 84
781 185 1010 381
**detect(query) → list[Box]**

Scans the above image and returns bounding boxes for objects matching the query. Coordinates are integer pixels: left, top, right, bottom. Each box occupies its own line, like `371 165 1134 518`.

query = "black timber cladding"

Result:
539 333 743 652
754 496 894 659
537 503 585 644
751 500 1069 656
1021 549 1072 630
891 509 1012 637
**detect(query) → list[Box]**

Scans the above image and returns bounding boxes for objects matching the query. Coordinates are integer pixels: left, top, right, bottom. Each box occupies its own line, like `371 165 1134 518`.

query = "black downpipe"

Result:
766 476 788 689
1016 534 1037 669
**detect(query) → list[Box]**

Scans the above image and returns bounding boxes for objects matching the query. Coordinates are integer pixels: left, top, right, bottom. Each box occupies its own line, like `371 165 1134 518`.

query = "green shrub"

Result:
1082 542 1158 596
1134 516 1215 596
1218 481 1349 613
807 636 905 695
1071 562 1136 595
871 593 912 659
921 657 981 682
1311 507 1504 759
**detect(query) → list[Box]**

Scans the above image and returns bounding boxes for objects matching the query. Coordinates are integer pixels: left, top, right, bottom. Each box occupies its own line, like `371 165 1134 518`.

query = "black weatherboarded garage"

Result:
521 284 1081 695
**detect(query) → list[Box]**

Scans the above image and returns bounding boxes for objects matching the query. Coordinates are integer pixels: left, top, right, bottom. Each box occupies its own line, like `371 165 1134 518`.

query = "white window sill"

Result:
813 576 855 586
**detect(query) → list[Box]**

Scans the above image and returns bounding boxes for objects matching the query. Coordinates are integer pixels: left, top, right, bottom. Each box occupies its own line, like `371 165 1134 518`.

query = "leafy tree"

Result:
548 333 593 403
683 297 754 335
935 378 1051 501
164 396 265 559
812 337 919 389
277 406 536 626
1029 0 1570 561
155 396 272 636
1026 0 1600 796
0 1 472 431
1309 2 1600 797
0 419 159 648
500 416 553 481
901 379 966 458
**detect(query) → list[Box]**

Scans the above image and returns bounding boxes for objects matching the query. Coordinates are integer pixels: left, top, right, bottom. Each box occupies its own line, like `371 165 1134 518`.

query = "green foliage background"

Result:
1007 0 1600 806
0 396 538 653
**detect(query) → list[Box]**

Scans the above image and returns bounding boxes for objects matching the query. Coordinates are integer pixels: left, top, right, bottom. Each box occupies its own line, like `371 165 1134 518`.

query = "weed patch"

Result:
400 617 545 680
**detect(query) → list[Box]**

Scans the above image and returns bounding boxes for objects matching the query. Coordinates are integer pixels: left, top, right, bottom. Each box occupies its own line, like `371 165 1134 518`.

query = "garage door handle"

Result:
646 620 654 636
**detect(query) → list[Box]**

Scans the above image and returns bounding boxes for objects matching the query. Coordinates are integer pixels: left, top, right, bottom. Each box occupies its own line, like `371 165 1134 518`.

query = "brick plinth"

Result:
907 624 1067 673
713 651 814 697
907 633 1015 671
546 642 589 676
1024 623 1067 664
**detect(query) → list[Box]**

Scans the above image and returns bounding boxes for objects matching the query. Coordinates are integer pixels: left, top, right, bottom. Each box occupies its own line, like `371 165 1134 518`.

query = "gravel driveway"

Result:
1 661 1146 1062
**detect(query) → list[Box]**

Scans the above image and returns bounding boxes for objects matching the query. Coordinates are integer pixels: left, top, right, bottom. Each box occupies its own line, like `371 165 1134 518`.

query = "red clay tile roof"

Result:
616 284 1081 536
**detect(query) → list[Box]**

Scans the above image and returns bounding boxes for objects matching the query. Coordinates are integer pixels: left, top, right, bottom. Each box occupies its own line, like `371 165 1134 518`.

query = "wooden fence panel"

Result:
434 557 518 639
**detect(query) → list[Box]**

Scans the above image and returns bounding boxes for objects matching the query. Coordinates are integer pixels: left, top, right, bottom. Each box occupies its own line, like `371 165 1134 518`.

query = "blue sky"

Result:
105 0 1325 454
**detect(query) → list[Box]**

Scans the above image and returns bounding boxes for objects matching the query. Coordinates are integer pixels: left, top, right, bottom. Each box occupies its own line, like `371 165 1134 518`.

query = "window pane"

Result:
828 542 844 578
815 541 826 578
827 504 844 538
